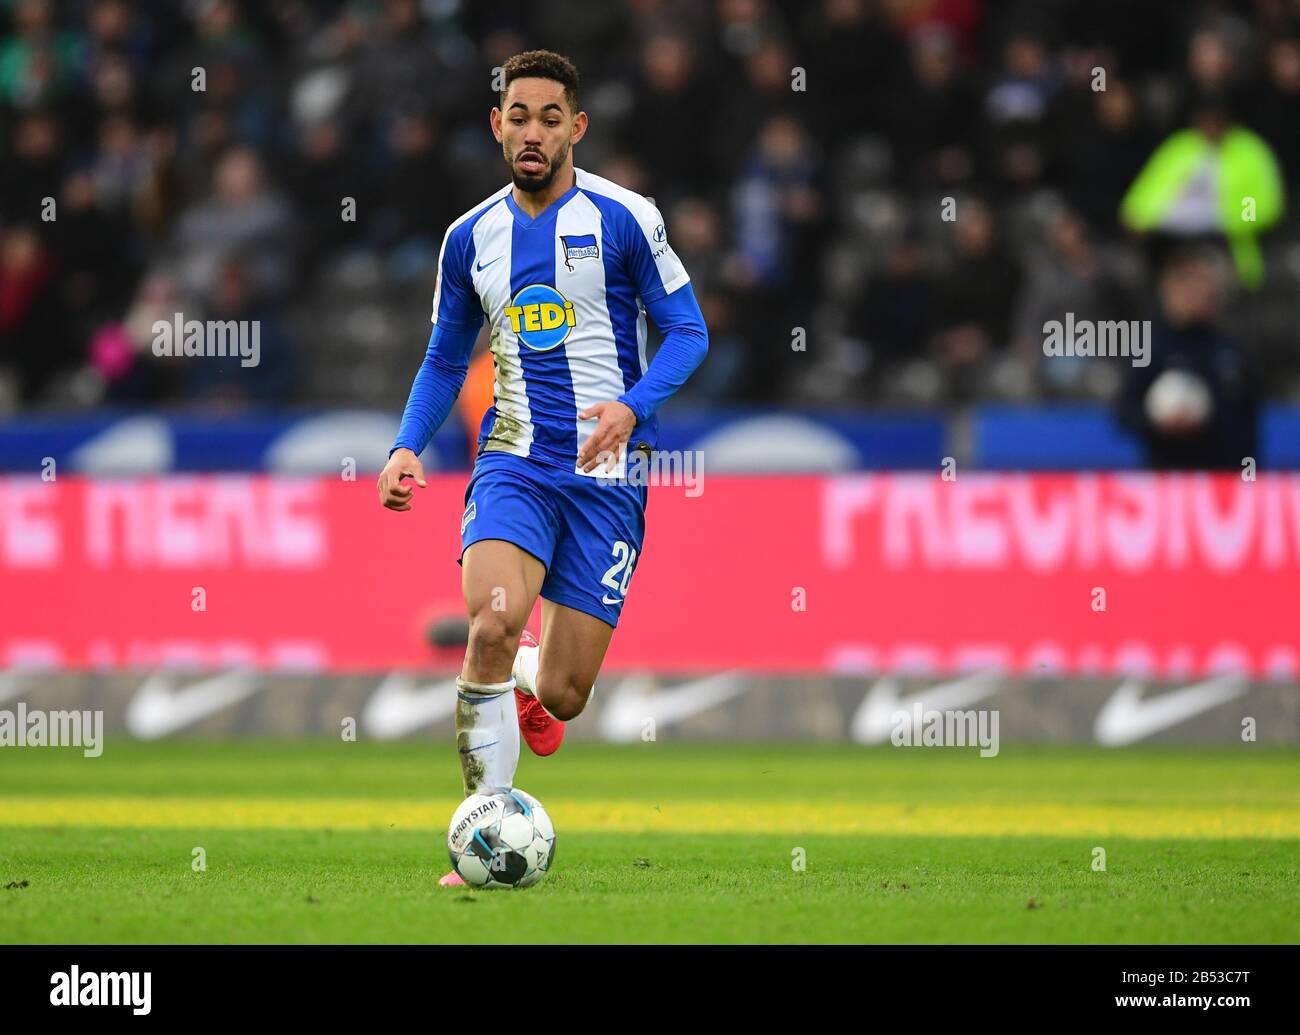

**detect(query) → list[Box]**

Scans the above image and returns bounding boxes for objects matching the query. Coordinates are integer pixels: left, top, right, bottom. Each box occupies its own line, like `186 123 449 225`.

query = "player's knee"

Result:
536 675 588 721
466 610 523 660
548 693 586 722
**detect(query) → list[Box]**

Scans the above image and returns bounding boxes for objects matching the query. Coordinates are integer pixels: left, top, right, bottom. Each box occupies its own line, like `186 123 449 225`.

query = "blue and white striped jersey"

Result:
430 168 692 472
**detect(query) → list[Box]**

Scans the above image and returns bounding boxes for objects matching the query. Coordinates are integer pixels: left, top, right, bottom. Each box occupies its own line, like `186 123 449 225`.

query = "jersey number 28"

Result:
601 541 637 597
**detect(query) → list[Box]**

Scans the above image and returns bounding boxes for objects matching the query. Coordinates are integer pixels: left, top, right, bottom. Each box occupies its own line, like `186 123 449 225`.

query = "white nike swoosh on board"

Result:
849 670 1003 744
596 672 749 742
1094 675 1248 746
125 670 262 739
363 674 460 738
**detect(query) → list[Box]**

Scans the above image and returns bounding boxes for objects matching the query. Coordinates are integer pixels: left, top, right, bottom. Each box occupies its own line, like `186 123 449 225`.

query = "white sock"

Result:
455 676 520 795
512 644 563 720
512 643 540 697
513 642 599 720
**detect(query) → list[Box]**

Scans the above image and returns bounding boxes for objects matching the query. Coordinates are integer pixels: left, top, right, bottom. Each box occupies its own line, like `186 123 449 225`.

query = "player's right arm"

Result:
378 225 485 512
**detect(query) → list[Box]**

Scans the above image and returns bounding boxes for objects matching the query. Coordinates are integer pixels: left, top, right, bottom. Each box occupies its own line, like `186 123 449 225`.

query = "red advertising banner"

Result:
1 473 1297 677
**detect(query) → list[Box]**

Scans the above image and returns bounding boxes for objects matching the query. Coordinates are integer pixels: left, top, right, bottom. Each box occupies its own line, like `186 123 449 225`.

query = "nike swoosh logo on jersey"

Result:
475 255 503 271
601 595 624 606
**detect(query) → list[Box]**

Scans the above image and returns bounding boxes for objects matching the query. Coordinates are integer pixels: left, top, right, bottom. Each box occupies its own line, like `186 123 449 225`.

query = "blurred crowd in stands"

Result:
2 0 1300 456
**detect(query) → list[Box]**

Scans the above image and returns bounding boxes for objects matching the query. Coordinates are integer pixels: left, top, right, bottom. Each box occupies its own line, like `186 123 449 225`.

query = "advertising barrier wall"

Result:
1 671 1294 744
2 472 1298 679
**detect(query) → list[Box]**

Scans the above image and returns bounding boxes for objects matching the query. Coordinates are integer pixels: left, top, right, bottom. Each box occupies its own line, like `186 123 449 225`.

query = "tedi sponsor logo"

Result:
152 312 260 367
0 703 102 757
1043 312 1150 367
890 702 1000 757
50 966 151 1015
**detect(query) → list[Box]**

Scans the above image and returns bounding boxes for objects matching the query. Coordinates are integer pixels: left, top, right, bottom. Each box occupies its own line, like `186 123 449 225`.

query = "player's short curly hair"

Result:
499 50 580 116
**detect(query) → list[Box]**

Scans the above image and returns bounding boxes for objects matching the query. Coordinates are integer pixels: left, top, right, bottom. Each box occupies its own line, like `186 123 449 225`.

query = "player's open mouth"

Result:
517 153 546 172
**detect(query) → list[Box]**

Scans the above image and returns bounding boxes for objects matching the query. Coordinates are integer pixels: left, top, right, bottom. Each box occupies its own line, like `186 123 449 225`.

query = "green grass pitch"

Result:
0 740 1296 943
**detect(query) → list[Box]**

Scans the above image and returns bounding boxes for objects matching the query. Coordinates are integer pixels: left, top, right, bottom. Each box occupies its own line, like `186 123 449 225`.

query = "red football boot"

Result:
438 870 466 887
514 630 565 756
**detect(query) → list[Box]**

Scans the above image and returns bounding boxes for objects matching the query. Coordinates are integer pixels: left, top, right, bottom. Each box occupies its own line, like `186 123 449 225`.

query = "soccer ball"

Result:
1145 369 1213 432
447 787 556 888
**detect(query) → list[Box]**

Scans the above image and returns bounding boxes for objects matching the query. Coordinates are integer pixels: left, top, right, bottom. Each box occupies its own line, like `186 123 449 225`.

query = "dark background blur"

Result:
3 0 1300 469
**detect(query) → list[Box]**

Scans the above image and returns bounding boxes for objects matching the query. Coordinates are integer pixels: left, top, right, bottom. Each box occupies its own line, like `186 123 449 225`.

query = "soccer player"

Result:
376 50 709 885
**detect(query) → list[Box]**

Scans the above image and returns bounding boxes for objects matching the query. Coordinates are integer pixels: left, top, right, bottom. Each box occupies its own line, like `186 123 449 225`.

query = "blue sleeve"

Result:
431 222 484 330
389 321 483 458
617 281 709 423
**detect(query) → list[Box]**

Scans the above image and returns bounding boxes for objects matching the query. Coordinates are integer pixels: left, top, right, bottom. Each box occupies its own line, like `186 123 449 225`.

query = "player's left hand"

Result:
577 401 636 472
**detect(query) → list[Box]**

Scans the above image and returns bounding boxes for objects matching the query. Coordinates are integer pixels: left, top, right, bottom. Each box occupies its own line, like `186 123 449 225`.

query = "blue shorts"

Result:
458 450 648 628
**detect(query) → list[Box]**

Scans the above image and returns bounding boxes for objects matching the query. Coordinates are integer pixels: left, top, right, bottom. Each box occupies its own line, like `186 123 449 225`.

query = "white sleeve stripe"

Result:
658 268 691 297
